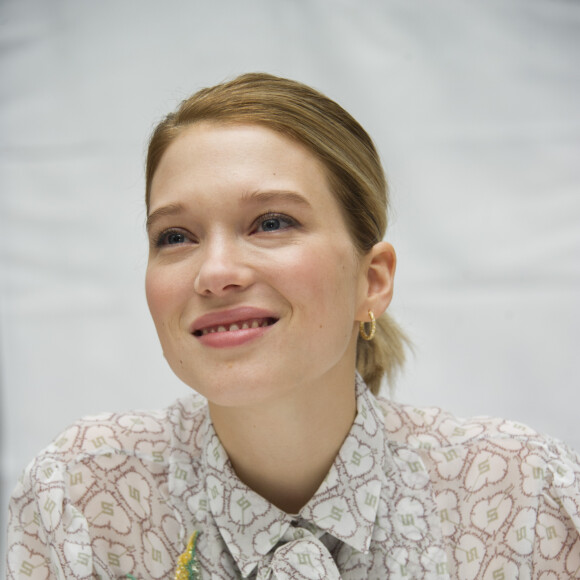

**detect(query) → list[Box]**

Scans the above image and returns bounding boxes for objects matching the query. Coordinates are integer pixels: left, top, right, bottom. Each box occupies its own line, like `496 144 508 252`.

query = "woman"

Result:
7 73 580 578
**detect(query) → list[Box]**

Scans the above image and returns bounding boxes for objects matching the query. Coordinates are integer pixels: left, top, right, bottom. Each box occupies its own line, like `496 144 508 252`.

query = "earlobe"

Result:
357 241 396 320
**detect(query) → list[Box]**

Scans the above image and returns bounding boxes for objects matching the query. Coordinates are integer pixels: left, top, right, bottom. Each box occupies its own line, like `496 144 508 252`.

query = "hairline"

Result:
145 117 371 252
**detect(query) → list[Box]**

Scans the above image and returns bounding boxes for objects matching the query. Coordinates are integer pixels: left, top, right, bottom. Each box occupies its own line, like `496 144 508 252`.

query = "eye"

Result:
155 228 192 247
255 213 297 233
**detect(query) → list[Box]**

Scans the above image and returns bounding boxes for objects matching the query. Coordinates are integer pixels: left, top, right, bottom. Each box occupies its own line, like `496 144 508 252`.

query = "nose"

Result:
193 234 253 296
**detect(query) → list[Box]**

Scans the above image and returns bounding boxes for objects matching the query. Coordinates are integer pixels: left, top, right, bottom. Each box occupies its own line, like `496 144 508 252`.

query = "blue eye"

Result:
256 213 296 233
156 229 189 247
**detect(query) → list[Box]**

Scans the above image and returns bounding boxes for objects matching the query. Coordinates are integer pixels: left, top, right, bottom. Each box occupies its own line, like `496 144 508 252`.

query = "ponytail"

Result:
356 313 410 396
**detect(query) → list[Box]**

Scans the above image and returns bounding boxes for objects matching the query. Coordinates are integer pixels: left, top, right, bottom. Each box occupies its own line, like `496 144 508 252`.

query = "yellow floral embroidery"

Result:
175 531 201 580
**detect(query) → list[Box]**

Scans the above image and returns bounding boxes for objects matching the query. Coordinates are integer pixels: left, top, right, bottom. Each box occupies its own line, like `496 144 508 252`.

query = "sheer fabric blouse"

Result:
6 376 580 578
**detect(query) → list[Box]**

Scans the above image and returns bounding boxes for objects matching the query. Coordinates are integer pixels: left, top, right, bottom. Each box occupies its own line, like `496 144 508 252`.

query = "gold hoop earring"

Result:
359 310 376 341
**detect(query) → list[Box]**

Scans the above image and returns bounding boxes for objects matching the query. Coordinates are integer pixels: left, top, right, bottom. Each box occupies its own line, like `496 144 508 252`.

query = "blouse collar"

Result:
202 374 387 578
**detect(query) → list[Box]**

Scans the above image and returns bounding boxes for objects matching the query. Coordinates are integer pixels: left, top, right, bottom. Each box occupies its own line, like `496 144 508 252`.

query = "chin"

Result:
176 367 285 408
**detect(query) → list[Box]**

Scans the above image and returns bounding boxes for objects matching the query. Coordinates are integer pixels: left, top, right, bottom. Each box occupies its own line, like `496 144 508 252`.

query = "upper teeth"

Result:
200 319 269 335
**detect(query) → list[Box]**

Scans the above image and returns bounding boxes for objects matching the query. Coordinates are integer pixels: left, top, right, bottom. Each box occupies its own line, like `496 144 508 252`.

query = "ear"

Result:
356 241 397 321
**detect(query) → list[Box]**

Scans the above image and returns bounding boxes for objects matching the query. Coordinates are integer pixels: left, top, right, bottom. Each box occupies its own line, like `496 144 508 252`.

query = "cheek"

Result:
145 267 181 325
272 249 327 294
278 246 360 316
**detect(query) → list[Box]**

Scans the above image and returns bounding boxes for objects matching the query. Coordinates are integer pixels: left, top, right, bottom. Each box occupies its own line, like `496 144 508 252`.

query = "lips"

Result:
194 317 276 336
190 307 279 337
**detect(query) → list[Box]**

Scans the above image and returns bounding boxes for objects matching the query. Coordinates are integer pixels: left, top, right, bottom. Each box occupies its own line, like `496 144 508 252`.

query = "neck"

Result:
209 368 357 514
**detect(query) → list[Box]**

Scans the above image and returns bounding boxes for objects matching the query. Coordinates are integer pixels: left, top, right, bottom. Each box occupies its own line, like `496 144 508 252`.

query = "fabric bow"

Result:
256 528 341 580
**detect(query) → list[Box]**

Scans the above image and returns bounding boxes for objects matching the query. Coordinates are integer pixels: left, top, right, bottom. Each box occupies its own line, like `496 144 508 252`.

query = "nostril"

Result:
193 254 253 297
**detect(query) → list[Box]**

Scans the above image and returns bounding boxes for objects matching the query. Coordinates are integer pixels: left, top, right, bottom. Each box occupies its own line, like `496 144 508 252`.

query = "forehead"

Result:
148 122 336 210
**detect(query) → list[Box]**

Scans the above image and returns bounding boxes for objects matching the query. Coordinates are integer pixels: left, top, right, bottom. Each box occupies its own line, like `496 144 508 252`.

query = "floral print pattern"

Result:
6 375 580 578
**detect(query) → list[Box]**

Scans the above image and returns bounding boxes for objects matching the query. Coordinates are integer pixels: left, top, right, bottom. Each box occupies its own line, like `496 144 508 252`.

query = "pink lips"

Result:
190 306 278 348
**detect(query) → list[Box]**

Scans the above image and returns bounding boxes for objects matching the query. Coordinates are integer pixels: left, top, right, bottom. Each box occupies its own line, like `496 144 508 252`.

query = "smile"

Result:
193 317 277 336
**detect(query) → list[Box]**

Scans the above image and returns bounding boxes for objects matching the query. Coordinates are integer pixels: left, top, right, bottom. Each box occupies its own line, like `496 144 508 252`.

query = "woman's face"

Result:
145 122 373 408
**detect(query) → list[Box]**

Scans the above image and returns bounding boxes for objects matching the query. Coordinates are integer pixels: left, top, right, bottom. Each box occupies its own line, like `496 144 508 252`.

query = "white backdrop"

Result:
1 0 579 567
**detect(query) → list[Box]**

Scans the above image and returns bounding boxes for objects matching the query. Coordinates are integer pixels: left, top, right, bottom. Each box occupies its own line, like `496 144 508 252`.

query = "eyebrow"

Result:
146 190 312 232
146 203 185 233
240 189 313 208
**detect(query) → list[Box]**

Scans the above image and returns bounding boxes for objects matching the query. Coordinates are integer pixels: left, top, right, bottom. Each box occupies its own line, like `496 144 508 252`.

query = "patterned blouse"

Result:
6 375 580 579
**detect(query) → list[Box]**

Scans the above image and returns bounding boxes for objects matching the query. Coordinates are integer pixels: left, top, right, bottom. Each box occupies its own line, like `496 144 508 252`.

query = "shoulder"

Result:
10 392 209 501
373 398 580 574
376 395 580 519
50 392 207 461
375 396 580 494
375 395 575 457
7 394 209 577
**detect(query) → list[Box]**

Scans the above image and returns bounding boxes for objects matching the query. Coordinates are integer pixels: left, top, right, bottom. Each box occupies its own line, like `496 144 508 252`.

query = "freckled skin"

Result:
145 123 374 409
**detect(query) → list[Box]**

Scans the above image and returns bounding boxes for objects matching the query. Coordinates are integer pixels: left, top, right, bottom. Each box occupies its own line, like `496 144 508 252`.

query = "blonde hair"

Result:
146 73 408 395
